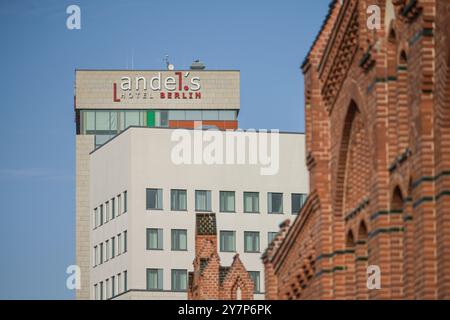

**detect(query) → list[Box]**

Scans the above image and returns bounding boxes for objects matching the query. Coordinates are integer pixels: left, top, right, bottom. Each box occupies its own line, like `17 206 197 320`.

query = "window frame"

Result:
244 231 260 253
268 232 278 245
195 190 212 212
220 230 236 252
171 189 187 212
123 191 128 213
146 268 163 291
220 191 236 213
268 192 284 214
171 229 188 251
171 269 188 292
243 192 260 214
146 188 163 210
248 271 261 293
146 228 163 250
291 193 307 215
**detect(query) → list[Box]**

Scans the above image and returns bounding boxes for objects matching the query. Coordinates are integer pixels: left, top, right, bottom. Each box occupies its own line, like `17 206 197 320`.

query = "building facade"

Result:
188 213 254 300
75 66 309 299
263 0 450 299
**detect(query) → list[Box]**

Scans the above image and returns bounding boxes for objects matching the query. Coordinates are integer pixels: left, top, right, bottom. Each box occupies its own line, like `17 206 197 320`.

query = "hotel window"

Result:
105 201 110 222
248 271 261 293
99 243 104 264
202 110 219 120
171 229 187 251
110 111 118 131
96 111 110 132
120 110 144 130
268 232 278 244
186 110 202 120
220 191 235 212
111 276 115 297
171 269 187 292
93 246 98 267
117 273 122 294
291 193 307 215
111 197 116 219
124 270 128 292
83 110 145 135
219 110 236 121
105 279 110 299
94 135 114 148
123 231 127 253
118 234 122 255
268 192 283 214
147 269 163 291
169 110 186 120
147 228 163 250
117 194 122 216
123 191 127 213
171 189 187 211
94 284 98 300
146 188 163 210
105 240 110 261
244 192 259 213
100 204 104 225
195 190 211 212
220 231 236 252
99 281 104 300
94 208 98 229
154 110 169 127
111 236 116 259
244 231 260 253
84 111 95 133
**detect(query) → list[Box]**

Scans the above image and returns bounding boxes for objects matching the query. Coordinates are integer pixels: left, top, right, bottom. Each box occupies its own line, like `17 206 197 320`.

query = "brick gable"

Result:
264 0 450 299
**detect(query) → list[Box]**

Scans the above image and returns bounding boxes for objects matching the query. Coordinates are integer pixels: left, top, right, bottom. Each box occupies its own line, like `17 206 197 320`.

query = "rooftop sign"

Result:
75 70 240 110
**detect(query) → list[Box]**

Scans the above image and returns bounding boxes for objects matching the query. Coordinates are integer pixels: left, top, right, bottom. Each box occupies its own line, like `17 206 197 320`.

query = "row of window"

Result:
147 189 307 214
81 109 237 134
94 270 127 300
94 268 262 299
93 230 127 267
93 191 127 230
146 269 261 293
147 229 187 251
147 228 278 253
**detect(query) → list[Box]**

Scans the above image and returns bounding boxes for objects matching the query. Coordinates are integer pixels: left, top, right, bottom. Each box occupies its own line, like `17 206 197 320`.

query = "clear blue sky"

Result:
0 0 330 299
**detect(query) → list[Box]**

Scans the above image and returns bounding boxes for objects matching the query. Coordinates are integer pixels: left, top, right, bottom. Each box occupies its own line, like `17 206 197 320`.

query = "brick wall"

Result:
264 0 450 300
188 213 254 300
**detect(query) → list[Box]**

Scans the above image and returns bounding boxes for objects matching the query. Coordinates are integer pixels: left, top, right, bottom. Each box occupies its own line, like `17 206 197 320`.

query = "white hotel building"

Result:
75 63 308 300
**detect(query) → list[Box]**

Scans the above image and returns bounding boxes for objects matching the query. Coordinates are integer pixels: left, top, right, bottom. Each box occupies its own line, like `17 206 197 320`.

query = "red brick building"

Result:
188 213 254 300
263 0 450 299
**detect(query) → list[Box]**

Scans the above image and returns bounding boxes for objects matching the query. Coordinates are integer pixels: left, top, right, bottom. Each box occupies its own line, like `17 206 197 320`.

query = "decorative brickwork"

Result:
264 0 450 299
188 213 254 300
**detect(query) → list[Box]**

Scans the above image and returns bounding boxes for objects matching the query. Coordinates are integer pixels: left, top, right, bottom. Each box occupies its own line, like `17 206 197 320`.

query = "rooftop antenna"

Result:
164 54 175 70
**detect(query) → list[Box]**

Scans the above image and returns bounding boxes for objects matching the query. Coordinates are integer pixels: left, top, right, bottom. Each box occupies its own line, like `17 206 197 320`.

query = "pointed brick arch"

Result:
345 229 356 299
403 177 414 298
390 185 405 298
391 185 404 211
356 220 369 299
335 101 371 216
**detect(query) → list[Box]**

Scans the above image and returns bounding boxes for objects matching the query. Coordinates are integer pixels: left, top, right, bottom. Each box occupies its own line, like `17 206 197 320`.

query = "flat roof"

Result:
89 126 305 155
75 69 240 72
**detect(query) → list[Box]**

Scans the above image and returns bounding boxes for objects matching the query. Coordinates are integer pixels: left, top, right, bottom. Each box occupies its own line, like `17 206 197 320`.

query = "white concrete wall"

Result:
90 127 308 299
76 135 95 300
